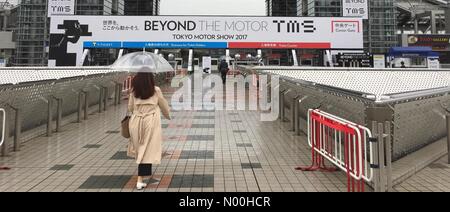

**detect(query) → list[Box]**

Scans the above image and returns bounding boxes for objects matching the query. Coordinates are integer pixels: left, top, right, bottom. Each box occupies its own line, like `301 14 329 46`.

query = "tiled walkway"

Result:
0 81 353 192
394 156 450 192
1 77 447 192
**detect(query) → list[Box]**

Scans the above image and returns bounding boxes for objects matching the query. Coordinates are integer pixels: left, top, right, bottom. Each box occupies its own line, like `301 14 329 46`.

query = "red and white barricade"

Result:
0 108 5 147
297 109 374 192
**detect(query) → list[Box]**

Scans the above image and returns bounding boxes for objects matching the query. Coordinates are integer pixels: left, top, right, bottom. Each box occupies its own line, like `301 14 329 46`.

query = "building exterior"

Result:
14 0 124 66
124 0 160 16
266 0 297 17
297 0 397 54
0 4 17 66
265 0 298 65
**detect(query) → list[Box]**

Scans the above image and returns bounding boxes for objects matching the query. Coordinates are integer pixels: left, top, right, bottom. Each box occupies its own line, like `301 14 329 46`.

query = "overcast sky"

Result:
160 0 266 16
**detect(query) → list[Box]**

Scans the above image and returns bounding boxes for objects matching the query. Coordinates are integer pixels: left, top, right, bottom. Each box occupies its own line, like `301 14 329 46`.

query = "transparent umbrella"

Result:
111 52 174 73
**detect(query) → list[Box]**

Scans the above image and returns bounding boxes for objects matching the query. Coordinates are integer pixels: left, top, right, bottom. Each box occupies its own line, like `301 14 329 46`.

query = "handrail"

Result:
0 108 5 147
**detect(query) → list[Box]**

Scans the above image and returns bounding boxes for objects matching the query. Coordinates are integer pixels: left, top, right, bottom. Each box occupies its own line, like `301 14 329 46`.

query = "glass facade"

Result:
14 0 124 66
124 0 160 16
266 0 297 17
297 0 397 54
303 0 341 17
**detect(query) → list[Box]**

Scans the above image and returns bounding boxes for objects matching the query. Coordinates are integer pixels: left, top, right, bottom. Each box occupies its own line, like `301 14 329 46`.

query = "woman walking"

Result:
127 72 171 190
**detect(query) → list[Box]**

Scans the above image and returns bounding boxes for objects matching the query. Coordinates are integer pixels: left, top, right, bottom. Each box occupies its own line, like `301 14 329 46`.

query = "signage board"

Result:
406 34 450 51
343 0 369 19
373 54 386 68
49 16 363 66
48 0 75 17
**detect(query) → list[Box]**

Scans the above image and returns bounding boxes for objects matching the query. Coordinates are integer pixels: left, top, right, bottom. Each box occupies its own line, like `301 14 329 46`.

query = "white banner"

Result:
49 16 363 66
342 0 368 19
48 0 75 17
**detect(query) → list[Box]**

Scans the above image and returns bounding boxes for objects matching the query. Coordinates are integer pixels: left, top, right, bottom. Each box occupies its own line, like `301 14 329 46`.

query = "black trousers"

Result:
221 72 227 84
138 164 152 176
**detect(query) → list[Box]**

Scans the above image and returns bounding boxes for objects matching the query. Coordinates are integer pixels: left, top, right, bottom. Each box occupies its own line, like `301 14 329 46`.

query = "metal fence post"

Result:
103 86 108 111
290 96 297 131
98 87 104 113
77 92 83 123
114 84 120 105
385 121 393 192
13 107 21 151
117 83 122 105
372 121 380 192
294 96 301 135
280 89 290 122
47 97 53 137
378 122 386 192
447 115 450 164
84 91 89 120
279 89 286 121
56 98 62 132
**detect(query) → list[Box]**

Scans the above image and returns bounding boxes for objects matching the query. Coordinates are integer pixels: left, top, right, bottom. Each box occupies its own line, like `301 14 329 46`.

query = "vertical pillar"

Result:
431 11 437 34
291 96 298 131
372 122 380 192
294 96 302 135
78 92 83 123
378 122 386 192
280 90 285 121
98 87 104 113
117 84 122 105
446 7 450 34
13 108 21 151
84 91 89 120
103 87 108 111
47 98 53 137
56 98 62 132
292 49 299 66
188 49 194 73
385 121 393 192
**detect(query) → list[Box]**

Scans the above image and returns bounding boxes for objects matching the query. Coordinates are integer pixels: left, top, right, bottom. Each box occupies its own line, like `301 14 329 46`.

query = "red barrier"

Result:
296 109 366 192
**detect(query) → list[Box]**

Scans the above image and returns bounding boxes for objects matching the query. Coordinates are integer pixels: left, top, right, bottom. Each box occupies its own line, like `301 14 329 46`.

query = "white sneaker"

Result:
136 182 147 190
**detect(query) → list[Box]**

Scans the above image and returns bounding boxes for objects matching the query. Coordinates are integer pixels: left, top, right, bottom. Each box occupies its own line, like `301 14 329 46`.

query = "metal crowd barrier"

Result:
0 108 5 147
298 109 373 192
0 67 129 156
239 65 450 191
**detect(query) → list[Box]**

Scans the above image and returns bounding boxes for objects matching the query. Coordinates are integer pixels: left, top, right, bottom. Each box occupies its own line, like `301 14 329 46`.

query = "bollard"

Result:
291 96 298 131
56 98 62 132
13 108 21 151
294 96 301 135
103 87 108 111
47 98 53 137
279 90 286 122
77 92 83 123
385 121 393 192
84 91 89 120
117 84 122 105
114 84 119 105
98 87 104 113
447 115 450 164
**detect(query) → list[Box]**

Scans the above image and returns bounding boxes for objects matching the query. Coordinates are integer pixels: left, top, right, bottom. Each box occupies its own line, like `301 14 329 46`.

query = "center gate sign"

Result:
49 16 363 66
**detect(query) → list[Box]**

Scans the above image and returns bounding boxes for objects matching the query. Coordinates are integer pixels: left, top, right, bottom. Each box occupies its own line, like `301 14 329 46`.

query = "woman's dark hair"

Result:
131 72 156 100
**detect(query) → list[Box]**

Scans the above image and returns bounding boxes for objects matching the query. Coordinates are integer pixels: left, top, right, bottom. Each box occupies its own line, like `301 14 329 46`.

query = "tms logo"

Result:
273 20 316 33
50 6 72 13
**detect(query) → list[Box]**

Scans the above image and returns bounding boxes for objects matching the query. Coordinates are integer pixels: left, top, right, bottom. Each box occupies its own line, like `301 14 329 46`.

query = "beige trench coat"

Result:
127 86 170 164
